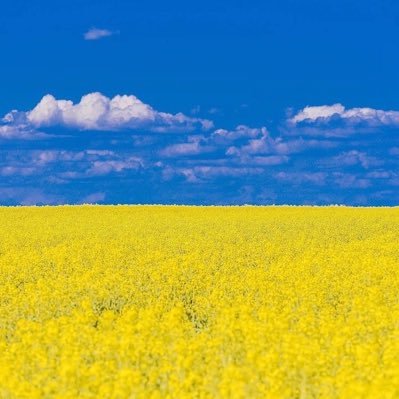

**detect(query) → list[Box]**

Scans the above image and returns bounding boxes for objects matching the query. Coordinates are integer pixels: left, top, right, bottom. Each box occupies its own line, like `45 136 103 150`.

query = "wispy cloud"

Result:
84 28 114 41
318 150 382 170
0 124 47 140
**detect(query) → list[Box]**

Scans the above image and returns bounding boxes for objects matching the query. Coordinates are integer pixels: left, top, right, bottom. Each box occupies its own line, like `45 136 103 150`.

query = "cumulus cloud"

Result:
289 103 399 128
158 124 338 176
212 125 266 142
290 104 346 124
158 125 306 166
84 28 114 41
226 134 275 156
2 92 399 205
2 92 213 134
160 136 215 157
172 125 276 159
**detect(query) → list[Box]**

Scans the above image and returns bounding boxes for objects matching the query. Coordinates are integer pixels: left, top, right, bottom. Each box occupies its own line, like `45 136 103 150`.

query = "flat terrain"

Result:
0 206 398 398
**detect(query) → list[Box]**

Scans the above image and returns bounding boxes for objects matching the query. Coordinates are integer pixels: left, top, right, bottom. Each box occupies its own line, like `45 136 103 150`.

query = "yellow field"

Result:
0 206 398 398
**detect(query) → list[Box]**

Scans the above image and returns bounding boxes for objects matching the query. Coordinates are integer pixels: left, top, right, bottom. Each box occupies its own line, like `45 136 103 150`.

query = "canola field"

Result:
0 205 398 399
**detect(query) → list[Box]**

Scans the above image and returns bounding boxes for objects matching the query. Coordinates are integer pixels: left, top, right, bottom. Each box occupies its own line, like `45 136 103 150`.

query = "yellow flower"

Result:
0 205 398 397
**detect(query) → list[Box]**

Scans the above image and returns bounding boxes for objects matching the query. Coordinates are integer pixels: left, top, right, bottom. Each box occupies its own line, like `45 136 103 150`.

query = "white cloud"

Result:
0 166 36 176
33 150 87 165
161 126 267 157
366 170 393 179
39 150 143 177
3 92 213 134
275 171 327 186
223 128 275 157
0 124 47 140
157 125 309 167
212 125 266 141
158 124 334 171
290 103 399 127
244 155 289 166
84 28 114 41
86 157 143 176
290 104 345 123
161 141 203 157
333 173 372 189
177 166 265 181
319 150 382 169
223 127 328 157
160 136 215 157
0 149 145 181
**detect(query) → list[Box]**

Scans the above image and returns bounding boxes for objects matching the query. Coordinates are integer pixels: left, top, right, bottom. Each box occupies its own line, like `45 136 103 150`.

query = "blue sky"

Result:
1 0 399 205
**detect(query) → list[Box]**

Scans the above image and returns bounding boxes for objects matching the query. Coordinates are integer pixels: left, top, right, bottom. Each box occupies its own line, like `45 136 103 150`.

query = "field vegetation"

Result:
0 206 398 398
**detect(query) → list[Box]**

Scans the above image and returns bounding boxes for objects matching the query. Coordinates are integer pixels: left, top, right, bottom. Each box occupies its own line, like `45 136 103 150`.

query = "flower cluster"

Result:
0 205 398 398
